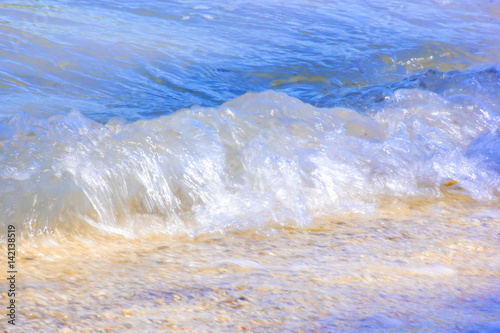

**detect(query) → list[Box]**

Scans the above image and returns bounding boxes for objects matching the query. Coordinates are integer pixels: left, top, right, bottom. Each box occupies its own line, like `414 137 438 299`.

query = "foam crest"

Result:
0 88 498 236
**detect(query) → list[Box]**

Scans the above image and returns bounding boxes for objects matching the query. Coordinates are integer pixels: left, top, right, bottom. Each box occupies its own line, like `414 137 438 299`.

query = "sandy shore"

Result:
1 202 499 332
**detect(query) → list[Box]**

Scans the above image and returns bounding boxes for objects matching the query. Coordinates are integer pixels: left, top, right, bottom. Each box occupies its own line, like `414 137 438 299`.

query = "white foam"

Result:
0 90 498 235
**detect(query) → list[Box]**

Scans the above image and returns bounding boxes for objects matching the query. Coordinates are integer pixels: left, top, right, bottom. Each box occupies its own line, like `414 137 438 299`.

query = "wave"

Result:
1 68 499 236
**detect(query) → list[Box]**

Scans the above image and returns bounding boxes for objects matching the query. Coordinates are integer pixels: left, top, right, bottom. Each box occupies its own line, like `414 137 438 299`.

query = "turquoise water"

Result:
0 0 499 235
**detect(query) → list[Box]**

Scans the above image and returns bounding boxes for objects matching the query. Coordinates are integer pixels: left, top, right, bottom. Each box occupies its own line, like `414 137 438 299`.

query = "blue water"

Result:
1 0 499 121
0 0 499 235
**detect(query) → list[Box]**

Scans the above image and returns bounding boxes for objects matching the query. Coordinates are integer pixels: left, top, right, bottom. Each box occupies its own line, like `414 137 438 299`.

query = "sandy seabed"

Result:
1 201 499 332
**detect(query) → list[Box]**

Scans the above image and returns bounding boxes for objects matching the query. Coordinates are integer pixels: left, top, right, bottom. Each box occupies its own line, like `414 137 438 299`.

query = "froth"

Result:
0 88 498 236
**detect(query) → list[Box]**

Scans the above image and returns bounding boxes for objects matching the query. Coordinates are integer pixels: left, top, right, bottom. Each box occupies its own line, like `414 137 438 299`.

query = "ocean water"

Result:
0 0 499 331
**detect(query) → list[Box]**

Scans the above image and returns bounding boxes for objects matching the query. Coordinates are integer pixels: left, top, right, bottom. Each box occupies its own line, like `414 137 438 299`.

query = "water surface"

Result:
0 1 499 331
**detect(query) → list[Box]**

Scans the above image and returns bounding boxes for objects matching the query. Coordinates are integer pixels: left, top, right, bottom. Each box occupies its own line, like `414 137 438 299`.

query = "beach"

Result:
1 1 499 331
2 197 499 332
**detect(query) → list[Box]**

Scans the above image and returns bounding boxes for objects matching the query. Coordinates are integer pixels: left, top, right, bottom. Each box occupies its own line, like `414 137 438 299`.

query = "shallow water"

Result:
2 203 500 332
1 0 500 331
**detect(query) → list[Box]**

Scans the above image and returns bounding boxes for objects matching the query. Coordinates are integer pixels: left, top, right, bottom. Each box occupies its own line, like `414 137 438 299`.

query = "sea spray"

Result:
1 83 498 236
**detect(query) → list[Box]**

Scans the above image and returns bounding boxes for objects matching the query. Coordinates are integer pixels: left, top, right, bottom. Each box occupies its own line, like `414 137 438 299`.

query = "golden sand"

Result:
1 201 499 332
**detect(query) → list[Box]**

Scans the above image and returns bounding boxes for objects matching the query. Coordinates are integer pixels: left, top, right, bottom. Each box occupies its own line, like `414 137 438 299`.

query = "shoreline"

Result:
1 203 499 332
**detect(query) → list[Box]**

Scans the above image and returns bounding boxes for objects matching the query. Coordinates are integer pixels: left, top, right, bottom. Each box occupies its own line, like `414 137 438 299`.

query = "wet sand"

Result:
2 201 500 332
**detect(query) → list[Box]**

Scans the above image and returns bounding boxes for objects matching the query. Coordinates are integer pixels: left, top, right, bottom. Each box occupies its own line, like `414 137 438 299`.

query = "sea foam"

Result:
0 82 498 236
